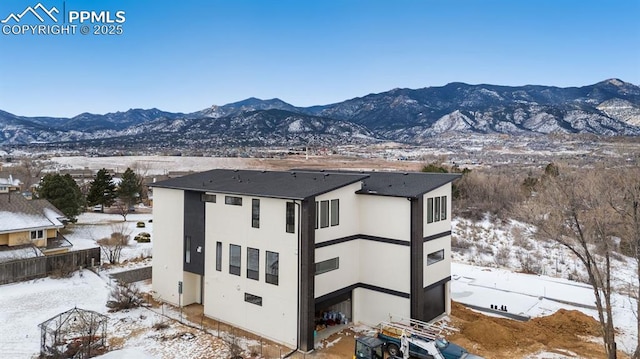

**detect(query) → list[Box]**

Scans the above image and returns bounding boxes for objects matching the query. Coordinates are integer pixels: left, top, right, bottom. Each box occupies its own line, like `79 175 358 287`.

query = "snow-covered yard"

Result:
0 271 110 358
64 211 154 267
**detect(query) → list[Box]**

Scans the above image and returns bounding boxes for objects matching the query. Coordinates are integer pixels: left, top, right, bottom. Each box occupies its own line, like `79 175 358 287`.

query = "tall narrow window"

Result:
441 196 447 220
286 202 295 233
252 199 260 228
247 247 259 280
215 242 222 271
266 251 279 285
320 200 329 228
330 199 339 226
435 196 441 221
315 201 319 229
185 236 191 264
229 244 241 276
427 198 434 223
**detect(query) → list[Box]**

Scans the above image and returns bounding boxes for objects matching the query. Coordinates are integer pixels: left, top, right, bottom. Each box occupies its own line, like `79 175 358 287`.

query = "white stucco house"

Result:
151 169 460 352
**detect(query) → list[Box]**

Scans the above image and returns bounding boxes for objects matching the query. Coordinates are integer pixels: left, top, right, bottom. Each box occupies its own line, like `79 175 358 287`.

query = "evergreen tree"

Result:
37 173 85 222
118 168 141 207
86 168 117 211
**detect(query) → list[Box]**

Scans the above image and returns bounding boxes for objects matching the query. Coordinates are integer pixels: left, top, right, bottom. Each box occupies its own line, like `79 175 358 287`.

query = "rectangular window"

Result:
427 198 434 223
315 201 319 229
215 242 222 271
441 196 447 220
252 199 260 228
244 293 263 306
30 230 44 240
286 202 295 233
266 251 279 285
315 257 339 275
229 244 241 276
225 196 242 206
247 247 259 280
427 249 445 265
434 196 441 221
320 200 329 228
201 193 216 202
330 199 339 226
185 236 191 264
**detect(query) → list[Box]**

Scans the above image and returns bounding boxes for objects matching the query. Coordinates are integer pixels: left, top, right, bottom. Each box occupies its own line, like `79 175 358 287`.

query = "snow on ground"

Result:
451 216 639 355
452 215 638 293
0 271 235 359
0 271 110 358
64 211 153 265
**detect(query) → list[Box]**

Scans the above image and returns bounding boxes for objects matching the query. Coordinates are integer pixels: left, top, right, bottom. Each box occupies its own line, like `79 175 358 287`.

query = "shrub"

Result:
135 232 151 243
106 281 144 311
136 221 146 228
494 246 511 267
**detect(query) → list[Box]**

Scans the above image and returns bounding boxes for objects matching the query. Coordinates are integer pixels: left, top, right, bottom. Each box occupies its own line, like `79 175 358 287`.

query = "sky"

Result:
0 0 639 117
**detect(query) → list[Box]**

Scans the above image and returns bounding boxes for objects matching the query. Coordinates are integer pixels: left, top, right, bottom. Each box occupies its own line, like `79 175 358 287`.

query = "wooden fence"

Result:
0 247 101 285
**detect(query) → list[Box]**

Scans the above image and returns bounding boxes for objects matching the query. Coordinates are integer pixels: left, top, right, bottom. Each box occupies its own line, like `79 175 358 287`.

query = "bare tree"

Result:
15 157 45 190
112 199 131 222
521 167 618 358
607 166 640 358
97 222 131 264
456 169 527 219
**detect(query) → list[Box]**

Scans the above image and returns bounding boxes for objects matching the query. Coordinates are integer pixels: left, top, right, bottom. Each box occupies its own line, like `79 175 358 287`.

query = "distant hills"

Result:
1 79 639 149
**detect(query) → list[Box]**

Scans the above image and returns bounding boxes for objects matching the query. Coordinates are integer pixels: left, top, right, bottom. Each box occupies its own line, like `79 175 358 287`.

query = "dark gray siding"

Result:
183 190 205 275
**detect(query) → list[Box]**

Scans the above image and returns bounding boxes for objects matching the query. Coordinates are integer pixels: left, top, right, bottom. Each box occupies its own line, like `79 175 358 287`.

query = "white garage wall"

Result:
352 288 410 326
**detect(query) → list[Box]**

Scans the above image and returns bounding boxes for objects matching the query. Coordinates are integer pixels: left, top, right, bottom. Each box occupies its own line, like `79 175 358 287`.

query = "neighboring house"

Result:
0 193 71 255
0 174 22 193
151 169 459 352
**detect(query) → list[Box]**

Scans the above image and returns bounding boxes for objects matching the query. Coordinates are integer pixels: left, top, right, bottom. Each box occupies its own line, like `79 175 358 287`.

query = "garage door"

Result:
423 284 445 322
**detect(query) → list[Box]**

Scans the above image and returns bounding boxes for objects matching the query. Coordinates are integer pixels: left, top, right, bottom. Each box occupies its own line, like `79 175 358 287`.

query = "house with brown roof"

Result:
0 193 71 255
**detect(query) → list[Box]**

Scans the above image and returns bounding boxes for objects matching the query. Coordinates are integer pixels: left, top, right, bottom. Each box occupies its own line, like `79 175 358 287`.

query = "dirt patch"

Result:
447 301 624 359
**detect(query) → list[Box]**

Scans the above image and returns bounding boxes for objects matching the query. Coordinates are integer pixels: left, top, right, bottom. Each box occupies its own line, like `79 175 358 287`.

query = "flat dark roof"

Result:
293 169 461 198
151 169 368 200
153 168 460 200
355 171 461 198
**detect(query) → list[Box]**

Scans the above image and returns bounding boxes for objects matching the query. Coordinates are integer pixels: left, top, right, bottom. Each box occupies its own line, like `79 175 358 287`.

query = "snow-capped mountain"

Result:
1 79 639 148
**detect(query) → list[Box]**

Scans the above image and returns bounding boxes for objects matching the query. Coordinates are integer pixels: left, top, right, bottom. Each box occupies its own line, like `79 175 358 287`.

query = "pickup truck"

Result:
377 331 483 359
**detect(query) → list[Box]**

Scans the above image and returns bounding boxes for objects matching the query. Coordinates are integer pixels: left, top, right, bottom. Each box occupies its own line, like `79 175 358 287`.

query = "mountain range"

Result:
2 79 639 149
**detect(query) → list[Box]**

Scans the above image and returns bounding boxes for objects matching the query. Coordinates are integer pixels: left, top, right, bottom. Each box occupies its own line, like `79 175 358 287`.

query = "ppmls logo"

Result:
1 3 59 23
2 2 126 36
